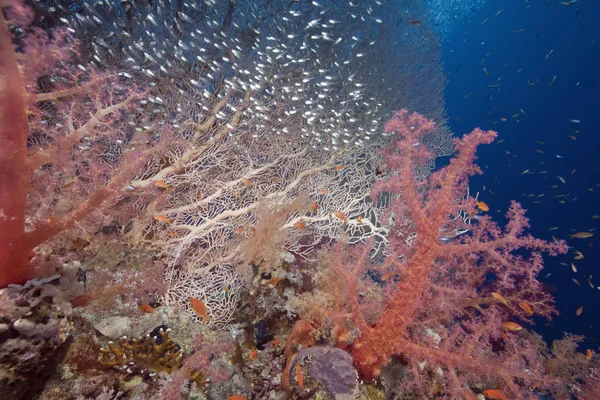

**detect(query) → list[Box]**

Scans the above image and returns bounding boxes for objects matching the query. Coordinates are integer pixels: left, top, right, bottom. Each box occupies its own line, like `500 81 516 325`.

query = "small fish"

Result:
139 304 155 313
318 189 330 195
548 227 559 231
491 292 508 305
356 216 362 223
586 349 593 360
242 178 252 186
521 169 530 176
556 176 566 184
311 202 319 212
570 232 593 239
569 119 581 123
293 221 306 230
334 165 345 170
573 250 584 260
501 321 522 331
190 297 210 322
573 278 581 286
154 180 169 189
549 75 557 87
268 277 283 286
476 201 489 212
227 396 248 400
571 263 577 273
519 301 534 316
334 211 347 222
410 20 421 25
576 306 583 316
249 349 258 361
154 215 172 223
482 389 509 400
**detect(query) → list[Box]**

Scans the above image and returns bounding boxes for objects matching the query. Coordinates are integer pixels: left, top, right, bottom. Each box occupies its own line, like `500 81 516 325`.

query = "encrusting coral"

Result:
99 328 183 375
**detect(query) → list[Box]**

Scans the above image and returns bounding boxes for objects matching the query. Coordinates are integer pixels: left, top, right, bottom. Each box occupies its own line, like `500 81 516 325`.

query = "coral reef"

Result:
99 328 183 375
0 270 82 398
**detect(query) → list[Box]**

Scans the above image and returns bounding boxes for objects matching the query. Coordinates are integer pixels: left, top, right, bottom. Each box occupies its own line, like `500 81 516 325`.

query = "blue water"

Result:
442 0 600 349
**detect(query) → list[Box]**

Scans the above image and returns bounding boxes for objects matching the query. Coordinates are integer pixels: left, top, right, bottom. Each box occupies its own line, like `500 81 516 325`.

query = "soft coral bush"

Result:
0 0 168 287
308 110 598 398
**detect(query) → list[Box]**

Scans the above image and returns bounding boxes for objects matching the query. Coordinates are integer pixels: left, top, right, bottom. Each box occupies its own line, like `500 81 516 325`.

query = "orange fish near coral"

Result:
154 180 169 189
576 306 584 316
227 396 248 400
154 215 172 223
311 202 319 212
334 211 347 222
476 200 489 212
586 349 593 360
293 221 306 230
491 292 508 305
519 301 534 316
501 321 522 331
190 298 210 323
139 304 155 313
482 389 509 400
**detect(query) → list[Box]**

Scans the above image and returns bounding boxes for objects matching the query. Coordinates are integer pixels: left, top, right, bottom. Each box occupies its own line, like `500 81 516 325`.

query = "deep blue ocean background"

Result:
441 0 599 350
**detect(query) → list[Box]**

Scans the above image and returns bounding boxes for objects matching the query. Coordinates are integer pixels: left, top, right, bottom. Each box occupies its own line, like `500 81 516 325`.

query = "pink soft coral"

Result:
329 110 569 398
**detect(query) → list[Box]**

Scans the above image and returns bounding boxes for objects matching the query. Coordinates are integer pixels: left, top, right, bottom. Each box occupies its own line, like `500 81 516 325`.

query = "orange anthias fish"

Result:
501 321 523 331
586 349 593 360
476 200 490 212
154 215 172 223
491 292 508 305
311 202 319 212
227 396 248 400
293 221 306 230
576 306 584 316
139 304 155 313
154 180 169 189
190 297 210 322
482 389 509 400
334 211 347 222
519 301 534 316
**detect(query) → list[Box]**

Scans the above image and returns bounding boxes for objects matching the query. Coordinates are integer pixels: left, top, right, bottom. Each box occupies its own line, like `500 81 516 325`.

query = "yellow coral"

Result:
99 328 183 374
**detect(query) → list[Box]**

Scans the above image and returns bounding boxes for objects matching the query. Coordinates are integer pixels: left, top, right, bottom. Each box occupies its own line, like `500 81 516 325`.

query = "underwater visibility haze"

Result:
0 0 598 399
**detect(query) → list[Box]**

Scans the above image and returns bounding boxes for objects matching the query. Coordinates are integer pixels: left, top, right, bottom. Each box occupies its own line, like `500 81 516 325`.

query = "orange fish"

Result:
139 304 154 313
576 306 584 316
242 178 252 186
249 349 258 361
169 232 181 238
476 200 489 212
190 298 210 322
381 271 395 281
293 221 306 230
296 364 304 389
318 189 330 194
573 250 584 260
491 292 508 305
154 215 172 223
227 396 248 400
311 202 319 212
268 277 283 286
334 165 345 170
410 20 421 25
154 180 169 189
501 321 522 331
482 389 509 400
356 216 362 223
586 349 593 360
519 301 534 316
334 211 347 222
